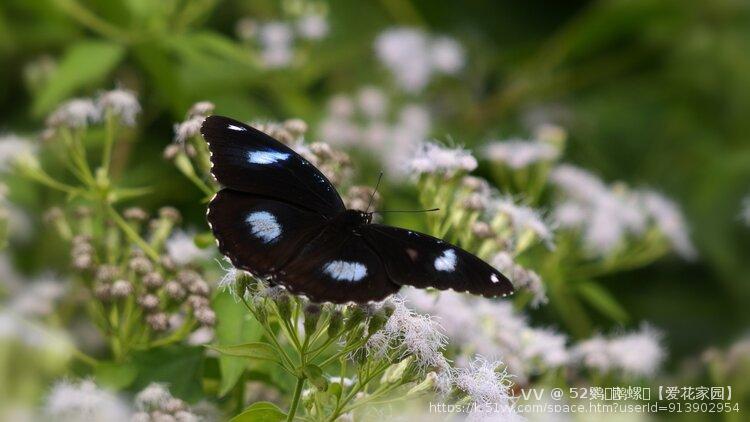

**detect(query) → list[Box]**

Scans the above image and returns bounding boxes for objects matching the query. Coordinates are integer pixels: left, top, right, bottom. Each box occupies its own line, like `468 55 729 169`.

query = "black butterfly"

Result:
202 115 514 303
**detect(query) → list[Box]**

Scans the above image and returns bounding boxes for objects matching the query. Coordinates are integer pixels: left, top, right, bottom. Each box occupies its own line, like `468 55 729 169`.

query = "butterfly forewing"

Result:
202 115 345 217
207 189 327 278
362 225 514 298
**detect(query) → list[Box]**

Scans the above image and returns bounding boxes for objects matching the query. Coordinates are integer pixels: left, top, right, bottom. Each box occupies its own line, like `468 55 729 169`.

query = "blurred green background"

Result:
1 0 748 366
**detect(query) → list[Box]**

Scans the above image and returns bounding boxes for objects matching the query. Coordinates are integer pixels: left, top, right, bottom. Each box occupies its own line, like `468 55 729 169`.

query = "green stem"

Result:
102 109 116 174
105 205 160 261
287 376 306 422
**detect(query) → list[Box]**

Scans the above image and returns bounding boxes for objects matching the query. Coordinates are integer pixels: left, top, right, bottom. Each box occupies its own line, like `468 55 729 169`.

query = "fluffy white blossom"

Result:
741 195 750 226
551 165 693 259
405 141 477 177
356 86 387 118
173 116 204 144
484 138 560 169
403 289 568 382
9 275 67 317
572 324 665 378
453 356 521 422
491 252 547 307
135 383 171 411
490 197 554 249
0 134 36 172
44 379 130 422
259 22 294 68
640 190 696 259
374 28 464 93
165 230 212 266
296 13 329 40
98 88 141 126
47 98 101 128
430 37 465 74
367 296 449 371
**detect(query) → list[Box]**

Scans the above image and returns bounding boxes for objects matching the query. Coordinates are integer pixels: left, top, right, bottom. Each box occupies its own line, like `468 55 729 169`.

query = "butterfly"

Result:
202 115 514 303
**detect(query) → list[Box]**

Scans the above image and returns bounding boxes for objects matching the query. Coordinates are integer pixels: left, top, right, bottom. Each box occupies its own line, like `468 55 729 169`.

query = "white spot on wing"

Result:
490 274 499 283
248 150 290 164
323 260 368 282
434 249 457 272
246 211 281 243
228 124 246 131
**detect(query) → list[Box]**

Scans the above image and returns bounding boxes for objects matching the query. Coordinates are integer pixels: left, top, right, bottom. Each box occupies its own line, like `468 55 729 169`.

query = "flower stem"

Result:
105 204 160 261
287 376 306 422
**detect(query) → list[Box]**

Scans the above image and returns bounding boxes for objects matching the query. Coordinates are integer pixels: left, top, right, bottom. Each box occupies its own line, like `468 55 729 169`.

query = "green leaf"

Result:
33 40 125 116
229 401 286 422
214 290 263 396
208 342 279 362
303 364 327 390
576 280 630 324
131 345 204 401
194 231 216 249
94 361 138 390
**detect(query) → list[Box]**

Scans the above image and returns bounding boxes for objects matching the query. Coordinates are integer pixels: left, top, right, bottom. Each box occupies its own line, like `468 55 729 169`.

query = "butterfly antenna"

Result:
366 171 384 213
378 208 440 214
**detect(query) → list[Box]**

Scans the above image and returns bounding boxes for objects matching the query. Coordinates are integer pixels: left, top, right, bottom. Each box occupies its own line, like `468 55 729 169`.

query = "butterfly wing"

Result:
362 225 514 298
279 227 401 303
207 189 328 278
201 115 345 217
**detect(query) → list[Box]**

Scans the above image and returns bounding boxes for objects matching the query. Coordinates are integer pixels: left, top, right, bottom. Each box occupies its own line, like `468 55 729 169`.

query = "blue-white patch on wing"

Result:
228 124 246 131
246 211 281 243
323 260 368 282
247 150 290 165
434 249 457 272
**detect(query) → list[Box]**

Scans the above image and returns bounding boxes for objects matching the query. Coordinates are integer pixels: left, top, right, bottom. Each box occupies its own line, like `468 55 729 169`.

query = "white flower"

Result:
640 189 696 259
572 324 665 378
327 94 355 118
0 134 36 172
296 13 329 40
403 289 566 382
173 116 204 144
259 22 294 68
549 164 608 202
375 28 466 93
44 379 130 422
375 28 433 93
453 356 521 422
369 295 449 371
491 197 554 249
9 275 67 317
741 195 750 226
187 326 214 345
47 98 101 128
483 138 560 169
405 141 477 176
356 86 387 118
491 252 547 307
98 88 141 126
135 383 171 411
165 230 211 266
430 36 465 74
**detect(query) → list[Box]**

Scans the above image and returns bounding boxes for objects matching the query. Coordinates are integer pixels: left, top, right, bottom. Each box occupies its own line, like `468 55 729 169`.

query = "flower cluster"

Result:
47 205 215 354
235 7 329 69
375 27 465 93
132 383 211 422
551 164 696 259
317 88 432 175
43 88 140 136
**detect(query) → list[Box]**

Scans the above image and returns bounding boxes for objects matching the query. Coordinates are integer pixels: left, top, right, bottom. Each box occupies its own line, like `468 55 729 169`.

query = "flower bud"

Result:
327 309 343 338
344 305 366 331
381 356 415 385
111 279 133 299
406 372 437 397
304 303 321 335
147 312 169 331
143 272 164 289
164 280 186 300
275 295 292 321
194 307 216 326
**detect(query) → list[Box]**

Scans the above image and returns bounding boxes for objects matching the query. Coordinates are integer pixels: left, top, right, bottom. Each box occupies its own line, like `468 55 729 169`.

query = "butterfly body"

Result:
203 115 514 303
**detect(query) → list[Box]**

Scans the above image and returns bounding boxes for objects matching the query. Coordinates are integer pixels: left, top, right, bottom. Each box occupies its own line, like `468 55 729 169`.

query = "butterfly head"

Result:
338 209 373 232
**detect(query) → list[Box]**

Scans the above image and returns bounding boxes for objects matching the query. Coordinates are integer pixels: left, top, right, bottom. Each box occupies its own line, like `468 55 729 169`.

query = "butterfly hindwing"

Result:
362 224 514 298
279 226 401 303
201 115 345 217
207 189 327 278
